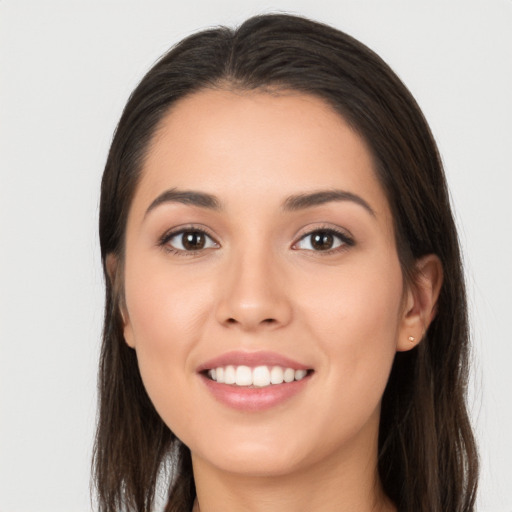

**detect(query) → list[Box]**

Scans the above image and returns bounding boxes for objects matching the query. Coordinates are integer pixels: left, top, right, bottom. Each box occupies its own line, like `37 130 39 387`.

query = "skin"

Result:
117 89 442 512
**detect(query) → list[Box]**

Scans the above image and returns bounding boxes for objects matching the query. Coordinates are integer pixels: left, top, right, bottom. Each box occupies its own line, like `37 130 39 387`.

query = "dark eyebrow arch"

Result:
145 188 222 217
282 190 375 216
145 188 374 217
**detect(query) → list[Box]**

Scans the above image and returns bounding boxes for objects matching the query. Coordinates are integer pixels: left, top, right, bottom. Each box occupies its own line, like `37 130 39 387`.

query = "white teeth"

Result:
207 365 310 387
270 366 284 384
224 365 236 385
253 366 271 387
295 369 307 381
235 365 252 386
283 368 295 383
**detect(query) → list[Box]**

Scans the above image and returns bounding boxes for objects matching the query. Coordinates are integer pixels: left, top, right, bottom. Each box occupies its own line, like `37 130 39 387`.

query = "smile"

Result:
198 351 314 411
206 365 310 388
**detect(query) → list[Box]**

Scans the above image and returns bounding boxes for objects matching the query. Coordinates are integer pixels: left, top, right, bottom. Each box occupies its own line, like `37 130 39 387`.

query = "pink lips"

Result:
197 351 313 412
197 350 310 373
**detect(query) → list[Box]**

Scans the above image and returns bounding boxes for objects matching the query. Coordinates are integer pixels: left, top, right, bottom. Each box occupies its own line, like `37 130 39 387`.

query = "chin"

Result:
195 445 309 477
188 424 341 478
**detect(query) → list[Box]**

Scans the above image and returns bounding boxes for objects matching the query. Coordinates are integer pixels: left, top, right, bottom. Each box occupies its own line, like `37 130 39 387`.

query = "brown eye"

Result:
182 231 206 250
294 229 353 252
165 229 218 252
311 232 334 250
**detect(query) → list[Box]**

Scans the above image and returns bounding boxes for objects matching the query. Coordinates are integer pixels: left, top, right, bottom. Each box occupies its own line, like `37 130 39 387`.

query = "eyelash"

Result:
293 226 355 255
158 225 219 256
158 225 355 256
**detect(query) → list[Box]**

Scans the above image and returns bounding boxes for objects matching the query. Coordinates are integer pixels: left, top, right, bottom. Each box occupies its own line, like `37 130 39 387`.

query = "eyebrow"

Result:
282 190 375 216
144 188 375 217
145 188 222 217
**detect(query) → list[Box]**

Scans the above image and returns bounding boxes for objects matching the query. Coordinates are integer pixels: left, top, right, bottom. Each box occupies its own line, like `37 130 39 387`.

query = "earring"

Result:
408 336 415 342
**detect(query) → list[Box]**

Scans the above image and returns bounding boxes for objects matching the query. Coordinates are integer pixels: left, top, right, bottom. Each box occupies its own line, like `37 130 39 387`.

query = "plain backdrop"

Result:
1 1 511 511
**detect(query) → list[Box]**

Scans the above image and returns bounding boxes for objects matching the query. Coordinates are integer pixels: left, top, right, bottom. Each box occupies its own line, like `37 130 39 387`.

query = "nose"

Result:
214 248 293 331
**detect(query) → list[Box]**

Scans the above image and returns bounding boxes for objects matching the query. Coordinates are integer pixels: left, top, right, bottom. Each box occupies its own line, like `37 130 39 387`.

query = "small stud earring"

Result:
408 336 415 342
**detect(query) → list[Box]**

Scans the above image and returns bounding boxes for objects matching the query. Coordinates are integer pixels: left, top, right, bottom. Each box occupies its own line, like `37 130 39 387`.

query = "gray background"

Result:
1 1 511 510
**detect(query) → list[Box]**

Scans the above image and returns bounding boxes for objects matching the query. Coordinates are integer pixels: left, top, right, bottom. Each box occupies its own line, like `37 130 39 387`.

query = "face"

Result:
120 89 414 478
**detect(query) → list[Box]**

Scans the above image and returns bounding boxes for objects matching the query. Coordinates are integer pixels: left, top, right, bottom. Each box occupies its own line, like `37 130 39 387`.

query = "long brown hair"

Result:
94 13 478 512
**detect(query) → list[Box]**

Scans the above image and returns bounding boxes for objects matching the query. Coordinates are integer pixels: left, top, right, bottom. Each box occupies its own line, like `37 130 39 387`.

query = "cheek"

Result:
303 250 404 342
124 249 216 338
298 254 403 409
122 257 214 423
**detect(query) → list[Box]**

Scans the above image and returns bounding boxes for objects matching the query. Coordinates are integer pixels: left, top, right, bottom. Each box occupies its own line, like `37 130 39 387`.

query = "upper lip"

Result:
197 350 311 372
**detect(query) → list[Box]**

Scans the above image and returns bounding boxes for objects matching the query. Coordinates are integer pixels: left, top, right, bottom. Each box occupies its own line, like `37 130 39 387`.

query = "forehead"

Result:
133 89 391 220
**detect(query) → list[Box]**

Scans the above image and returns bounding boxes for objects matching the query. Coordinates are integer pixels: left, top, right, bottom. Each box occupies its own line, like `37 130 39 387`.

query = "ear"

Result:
106 253 136 349
397 254 443 352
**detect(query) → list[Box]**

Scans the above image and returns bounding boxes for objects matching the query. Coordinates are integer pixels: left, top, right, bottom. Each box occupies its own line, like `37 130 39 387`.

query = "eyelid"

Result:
158 224 220 253
291 224 355 252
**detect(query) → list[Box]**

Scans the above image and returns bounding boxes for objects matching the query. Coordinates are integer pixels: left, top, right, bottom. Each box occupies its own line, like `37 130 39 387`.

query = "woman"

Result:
93 13 478 512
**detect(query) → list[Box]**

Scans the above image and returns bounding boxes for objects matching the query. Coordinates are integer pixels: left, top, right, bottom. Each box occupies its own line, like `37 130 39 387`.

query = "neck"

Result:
190 425 396 512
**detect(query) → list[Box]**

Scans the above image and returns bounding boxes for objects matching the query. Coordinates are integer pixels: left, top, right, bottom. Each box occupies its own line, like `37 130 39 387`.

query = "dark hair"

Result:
94 13 478 512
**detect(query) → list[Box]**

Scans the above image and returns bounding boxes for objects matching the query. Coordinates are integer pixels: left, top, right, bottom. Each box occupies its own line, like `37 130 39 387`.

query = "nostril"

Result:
225 317 276 326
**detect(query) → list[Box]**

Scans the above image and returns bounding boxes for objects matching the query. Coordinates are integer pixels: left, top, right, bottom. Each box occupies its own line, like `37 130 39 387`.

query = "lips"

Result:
197 351 314 411
197 350 311 372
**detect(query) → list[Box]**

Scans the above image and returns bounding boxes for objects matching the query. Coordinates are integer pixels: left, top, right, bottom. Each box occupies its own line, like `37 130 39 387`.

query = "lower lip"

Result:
200 373 312 411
